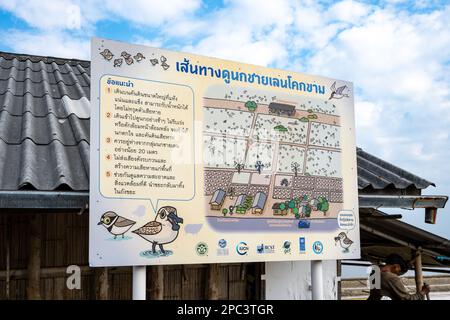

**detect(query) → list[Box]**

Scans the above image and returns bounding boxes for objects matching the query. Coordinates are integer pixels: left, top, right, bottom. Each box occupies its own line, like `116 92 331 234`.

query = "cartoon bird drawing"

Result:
161 62 170 70
159 55 170 70
134 52 145 62
329 81 349 100
125 57 134 65
97 211 136 239
132 206 183 254
334 232 353 252
99 49 114 61
149 58 159 66
121 51 131 59
113 58 123 67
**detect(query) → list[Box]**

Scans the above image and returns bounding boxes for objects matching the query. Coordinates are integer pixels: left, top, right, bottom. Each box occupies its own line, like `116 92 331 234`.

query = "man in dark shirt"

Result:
368 254 430 300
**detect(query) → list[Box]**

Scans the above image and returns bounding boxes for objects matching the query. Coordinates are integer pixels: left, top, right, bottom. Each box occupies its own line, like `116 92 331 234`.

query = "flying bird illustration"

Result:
99 49 114 61
134 52 145 62
97 211 136 239
161 62 170 70
334 232 353 252
132 206 183 254
125 57 134 65
160 55 167 63
149 58 159 66
121 51 131 59
329 81 349 100
113 58 123 67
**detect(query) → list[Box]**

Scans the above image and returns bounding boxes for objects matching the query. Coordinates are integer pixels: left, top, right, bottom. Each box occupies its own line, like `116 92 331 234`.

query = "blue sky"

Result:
0 0 449 241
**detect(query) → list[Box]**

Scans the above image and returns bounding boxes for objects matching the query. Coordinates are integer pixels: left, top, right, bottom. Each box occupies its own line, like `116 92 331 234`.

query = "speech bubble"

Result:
98 75 195 213
337 210 356 231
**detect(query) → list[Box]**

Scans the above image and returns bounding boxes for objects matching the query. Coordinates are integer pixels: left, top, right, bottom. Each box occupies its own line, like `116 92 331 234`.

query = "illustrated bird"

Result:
113 58 123 67
99 49 114 61
161 62 170 70
329 81 349 100
134 52 145 62
149 58 159 66
334 232 353 252
121 51 131 59
125 57 134 65
97 211 136 239
132 206 184 254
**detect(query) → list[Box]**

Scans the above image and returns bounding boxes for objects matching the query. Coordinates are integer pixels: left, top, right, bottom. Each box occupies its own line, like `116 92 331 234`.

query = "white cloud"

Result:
2 30 89 59
104 0 201 27
0 0 83 30
326 0 371 24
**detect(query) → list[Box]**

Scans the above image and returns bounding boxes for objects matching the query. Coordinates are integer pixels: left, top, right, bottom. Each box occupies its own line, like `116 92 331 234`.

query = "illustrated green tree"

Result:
293 207 300 219
316 196 329 214
222 208 228 216
245 100 257 112
303 204 312 218
288 199 296 210
279 203 286 211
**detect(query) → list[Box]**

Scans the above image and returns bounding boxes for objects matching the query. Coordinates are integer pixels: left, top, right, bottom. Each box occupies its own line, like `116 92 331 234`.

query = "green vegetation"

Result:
245 100 257 112
300 117 309 122
316 196 330 213
307 114 318 119
222 208 228 216
274 124 288 132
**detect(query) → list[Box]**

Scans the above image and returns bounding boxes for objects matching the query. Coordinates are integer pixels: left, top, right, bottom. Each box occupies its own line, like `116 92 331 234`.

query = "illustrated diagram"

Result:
203 86 343 232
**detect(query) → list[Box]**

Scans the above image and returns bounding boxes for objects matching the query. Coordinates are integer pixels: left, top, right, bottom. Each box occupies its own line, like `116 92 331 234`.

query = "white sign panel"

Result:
89 37 360 266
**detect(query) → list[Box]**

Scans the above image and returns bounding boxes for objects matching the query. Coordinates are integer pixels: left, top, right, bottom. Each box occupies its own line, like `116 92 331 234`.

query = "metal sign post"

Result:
311 260 324 300
132 266 146 300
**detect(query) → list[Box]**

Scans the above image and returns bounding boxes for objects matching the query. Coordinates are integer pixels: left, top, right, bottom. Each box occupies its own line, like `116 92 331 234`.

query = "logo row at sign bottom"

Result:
195 239 324 257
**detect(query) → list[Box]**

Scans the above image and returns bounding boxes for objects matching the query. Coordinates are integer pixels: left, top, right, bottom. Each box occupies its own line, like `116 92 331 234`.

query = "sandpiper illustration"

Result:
124 56 134 65
97 211 136 239
329 81 349 100
132 206 183 254
99 49 114 61
113 58 123 67
334 232 353 252
149 58 159 66
134 52 145 62
121 51 131 59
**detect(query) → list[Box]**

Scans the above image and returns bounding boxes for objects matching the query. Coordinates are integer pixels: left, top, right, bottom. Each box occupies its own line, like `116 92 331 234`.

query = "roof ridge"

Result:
0 51 90 66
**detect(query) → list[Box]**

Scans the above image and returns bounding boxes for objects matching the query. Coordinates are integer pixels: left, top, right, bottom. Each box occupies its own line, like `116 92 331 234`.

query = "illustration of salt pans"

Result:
202 85 344 232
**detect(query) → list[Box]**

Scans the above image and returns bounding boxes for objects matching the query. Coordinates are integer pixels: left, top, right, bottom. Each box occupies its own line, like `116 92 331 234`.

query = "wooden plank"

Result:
27 214 41 300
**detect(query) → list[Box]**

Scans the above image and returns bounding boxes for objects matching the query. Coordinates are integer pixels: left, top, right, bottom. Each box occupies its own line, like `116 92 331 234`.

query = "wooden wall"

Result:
0 212 263 300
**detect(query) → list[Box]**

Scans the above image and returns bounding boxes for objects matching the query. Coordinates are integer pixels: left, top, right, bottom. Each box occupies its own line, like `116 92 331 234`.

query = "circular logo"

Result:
283 241 291 249
236 242 249 255
196 242 208 256
313 241 323 254
218 239 227 248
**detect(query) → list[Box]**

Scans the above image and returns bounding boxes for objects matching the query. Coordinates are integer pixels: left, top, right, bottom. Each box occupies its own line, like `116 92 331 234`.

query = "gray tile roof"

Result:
0 51 436 192
356 148 434 190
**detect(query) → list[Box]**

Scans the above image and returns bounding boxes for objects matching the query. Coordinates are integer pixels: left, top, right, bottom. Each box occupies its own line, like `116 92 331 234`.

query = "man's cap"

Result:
385 254 409 274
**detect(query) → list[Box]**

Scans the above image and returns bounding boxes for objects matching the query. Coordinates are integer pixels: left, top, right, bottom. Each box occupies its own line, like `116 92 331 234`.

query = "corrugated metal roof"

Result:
357 148 435 190
0 51 436 192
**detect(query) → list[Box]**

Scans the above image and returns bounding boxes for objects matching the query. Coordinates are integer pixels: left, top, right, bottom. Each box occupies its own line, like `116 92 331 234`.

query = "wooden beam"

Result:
27 214 42 300
207 264 220 299
96 268 109 300
148 265 164 300
5 216 10 299
413 249 423 293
